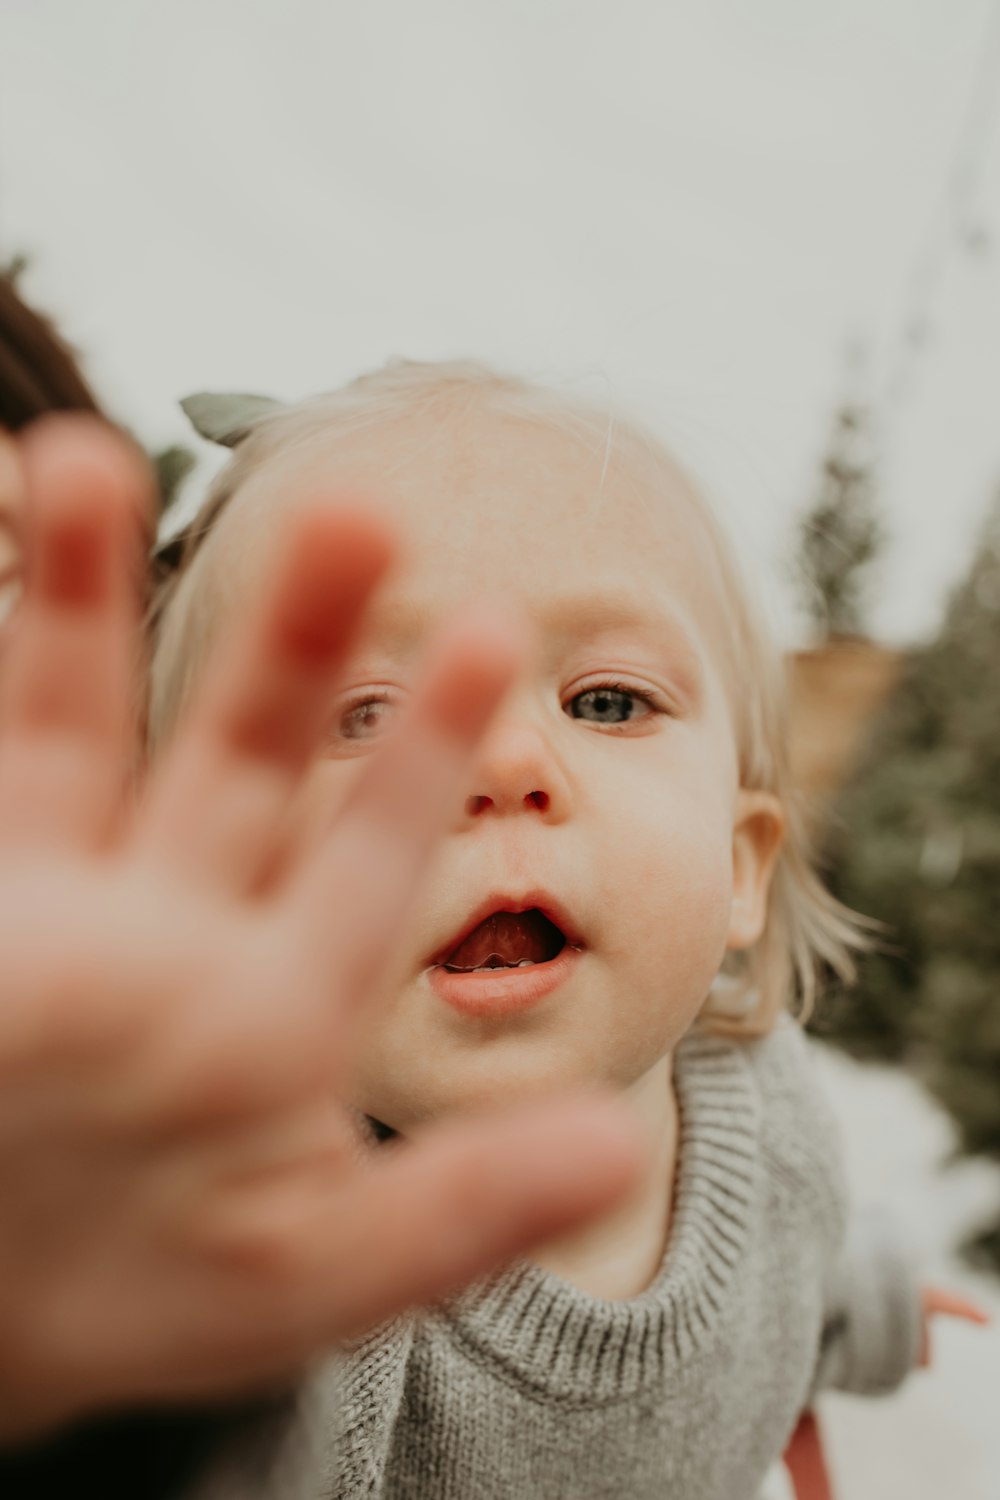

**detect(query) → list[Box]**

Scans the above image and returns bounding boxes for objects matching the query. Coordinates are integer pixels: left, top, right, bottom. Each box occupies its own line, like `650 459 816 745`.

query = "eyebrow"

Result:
369 587 706 695
540 588 705 691
540 587 696 638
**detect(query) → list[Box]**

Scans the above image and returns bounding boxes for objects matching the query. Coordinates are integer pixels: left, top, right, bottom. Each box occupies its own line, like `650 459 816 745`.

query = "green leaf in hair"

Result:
180 391 287 448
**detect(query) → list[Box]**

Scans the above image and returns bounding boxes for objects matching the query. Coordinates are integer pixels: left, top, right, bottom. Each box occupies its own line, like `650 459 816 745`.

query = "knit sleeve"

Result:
811 1206 924 1397
748 1017 923 1401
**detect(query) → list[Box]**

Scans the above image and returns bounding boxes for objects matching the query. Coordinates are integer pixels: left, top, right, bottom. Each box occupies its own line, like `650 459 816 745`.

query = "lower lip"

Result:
427 945 583 1018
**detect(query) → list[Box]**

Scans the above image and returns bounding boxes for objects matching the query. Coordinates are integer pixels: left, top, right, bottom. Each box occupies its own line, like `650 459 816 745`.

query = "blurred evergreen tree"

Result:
793 402 884 641
817 490 1000 1264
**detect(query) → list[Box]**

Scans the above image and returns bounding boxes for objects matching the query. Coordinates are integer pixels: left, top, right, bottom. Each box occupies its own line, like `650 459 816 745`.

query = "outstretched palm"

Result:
0 419 637 1438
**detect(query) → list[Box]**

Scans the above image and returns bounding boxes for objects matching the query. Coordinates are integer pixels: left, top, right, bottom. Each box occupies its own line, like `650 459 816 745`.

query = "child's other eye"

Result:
566 684 657 726
335 693 396 743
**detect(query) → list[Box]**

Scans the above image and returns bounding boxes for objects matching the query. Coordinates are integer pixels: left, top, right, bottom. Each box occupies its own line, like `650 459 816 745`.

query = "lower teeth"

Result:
445 958 538 973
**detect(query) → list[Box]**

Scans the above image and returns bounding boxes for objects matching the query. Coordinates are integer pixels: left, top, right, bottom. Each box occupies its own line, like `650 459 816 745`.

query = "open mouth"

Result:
439 908 568 973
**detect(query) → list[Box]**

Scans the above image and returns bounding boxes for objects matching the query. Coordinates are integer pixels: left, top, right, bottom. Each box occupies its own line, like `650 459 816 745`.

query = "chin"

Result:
352 975 696 1132
357 1047 642 1136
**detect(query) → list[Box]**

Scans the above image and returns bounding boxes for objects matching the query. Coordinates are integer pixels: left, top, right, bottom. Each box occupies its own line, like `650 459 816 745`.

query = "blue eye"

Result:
568 686 650 725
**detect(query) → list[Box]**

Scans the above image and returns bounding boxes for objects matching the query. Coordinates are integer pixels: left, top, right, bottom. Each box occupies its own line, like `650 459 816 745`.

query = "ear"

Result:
726 790 785 951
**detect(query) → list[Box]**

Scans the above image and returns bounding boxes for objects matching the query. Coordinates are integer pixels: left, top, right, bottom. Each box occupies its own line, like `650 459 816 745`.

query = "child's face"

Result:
223 404 782 1127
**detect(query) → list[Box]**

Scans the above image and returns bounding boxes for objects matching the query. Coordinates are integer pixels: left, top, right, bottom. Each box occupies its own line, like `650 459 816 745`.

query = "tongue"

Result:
444 910 564 971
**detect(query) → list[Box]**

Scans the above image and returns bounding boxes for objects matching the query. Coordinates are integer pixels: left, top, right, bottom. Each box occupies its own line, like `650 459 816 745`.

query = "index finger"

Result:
138 505 394 895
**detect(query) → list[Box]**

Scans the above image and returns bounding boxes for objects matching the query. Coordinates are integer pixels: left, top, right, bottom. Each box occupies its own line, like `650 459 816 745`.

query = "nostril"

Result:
464 791 550 817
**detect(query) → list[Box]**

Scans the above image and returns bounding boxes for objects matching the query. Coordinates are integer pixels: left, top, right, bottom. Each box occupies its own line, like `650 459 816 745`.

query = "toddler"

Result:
152 362 929 1500
0 412 636 1471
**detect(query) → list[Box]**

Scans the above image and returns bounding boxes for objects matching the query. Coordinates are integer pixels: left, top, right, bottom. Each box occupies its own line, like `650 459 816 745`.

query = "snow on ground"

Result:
810 1044 1000 1500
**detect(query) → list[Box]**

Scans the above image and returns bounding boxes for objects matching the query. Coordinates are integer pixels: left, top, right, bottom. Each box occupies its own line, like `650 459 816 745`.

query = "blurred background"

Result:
2 1 999 1493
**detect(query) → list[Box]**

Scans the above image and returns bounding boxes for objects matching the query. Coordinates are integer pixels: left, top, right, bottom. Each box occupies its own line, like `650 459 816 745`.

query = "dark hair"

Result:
0 273 101 430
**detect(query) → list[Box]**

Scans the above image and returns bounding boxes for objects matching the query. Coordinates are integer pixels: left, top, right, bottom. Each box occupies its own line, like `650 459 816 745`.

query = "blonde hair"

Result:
149 359 870 1037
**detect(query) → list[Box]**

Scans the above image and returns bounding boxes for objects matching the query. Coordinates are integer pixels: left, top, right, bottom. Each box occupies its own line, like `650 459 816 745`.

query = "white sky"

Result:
2 0 1000 644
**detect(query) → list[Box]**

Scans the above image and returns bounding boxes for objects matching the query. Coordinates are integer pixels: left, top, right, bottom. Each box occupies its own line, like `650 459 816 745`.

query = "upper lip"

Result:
426 890 586 968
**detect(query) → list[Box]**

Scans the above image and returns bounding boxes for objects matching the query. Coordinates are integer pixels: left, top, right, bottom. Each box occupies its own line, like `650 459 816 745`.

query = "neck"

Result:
531 1052 679 1300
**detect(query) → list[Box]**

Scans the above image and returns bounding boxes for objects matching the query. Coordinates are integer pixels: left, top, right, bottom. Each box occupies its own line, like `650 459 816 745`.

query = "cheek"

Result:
604 772 735 976
291 760 369 852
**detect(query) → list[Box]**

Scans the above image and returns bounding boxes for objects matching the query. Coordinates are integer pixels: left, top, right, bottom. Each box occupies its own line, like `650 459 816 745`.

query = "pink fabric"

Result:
784 1412 834 1500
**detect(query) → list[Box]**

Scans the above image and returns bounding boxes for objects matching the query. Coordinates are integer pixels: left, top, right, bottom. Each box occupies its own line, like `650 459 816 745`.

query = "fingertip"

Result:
447 1090 645 1228
13 420 155 616
20 414 154 538
269 504 397 663
521 1090 647 1198
420 603 531 742
290 501 397 567
453 599 532 673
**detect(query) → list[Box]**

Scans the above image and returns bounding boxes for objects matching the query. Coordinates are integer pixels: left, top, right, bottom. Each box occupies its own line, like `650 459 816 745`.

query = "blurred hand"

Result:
0 417 640 1440
918 1284 991 1367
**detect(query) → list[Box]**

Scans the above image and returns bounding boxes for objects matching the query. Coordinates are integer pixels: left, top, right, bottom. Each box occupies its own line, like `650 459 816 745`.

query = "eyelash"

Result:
332 684 668 747
565 680 664 729
333 689 397 745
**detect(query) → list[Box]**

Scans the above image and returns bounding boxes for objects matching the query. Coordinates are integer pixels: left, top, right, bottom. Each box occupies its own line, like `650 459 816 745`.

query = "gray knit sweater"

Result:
193 1020 922 1500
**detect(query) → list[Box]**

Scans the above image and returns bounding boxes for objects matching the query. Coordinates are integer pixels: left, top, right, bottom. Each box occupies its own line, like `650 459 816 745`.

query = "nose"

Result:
462 711 571 824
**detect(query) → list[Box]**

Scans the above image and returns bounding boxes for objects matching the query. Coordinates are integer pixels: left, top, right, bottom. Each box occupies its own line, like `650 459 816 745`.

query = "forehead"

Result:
226 401 734 662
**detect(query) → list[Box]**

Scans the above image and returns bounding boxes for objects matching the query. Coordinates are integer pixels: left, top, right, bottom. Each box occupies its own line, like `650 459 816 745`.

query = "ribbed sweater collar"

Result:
438 1032 760 1405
